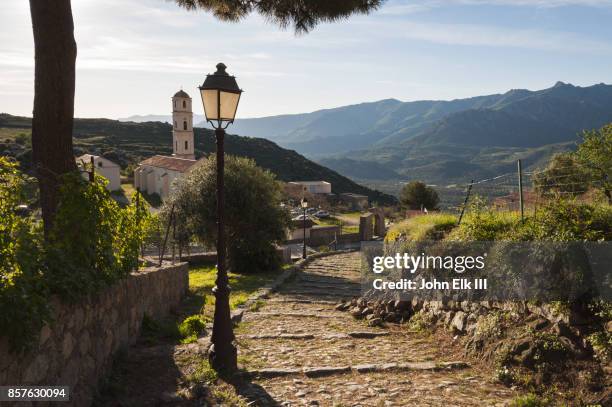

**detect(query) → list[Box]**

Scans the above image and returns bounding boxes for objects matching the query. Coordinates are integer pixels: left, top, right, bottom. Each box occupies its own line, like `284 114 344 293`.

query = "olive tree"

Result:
167 155 291 273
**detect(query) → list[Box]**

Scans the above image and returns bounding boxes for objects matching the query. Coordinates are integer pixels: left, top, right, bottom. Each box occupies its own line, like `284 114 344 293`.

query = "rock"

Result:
62 333 74 359
367 318 382 327
353 364 377 373
335 303 349 311
385 312 398 323
451 311 467 334
159 392 182 403
347 331 389 338
361 307 373 316
350 307 363 318
254 368 301 378
553 321 577 340
394 300 410 312
304 366 350 378
607 321 612 333
527 318 549 331
365 314 377 321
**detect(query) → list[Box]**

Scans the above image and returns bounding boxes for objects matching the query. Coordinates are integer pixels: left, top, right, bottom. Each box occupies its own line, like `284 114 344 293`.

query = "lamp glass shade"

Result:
200 89 241 122
301 199 308 208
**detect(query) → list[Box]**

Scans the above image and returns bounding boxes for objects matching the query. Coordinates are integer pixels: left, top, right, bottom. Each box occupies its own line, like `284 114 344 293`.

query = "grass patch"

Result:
140 314 182 345
386 213 457 242
189 265 279 319
509 393 550 407
185 359 218 385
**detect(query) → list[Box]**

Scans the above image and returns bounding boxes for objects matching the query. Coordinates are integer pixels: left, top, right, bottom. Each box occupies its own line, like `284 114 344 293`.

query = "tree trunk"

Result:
29 0 78 235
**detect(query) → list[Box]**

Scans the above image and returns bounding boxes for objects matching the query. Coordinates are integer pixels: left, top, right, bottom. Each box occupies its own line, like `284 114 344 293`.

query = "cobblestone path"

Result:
237 252 520 406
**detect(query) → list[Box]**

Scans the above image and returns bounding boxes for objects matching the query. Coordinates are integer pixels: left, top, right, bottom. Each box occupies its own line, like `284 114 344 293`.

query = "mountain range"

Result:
123 82 612 194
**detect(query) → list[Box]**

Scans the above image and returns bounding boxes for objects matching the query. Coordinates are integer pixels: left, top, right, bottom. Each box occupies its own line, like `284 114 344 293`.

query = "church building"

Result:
134 90 198 199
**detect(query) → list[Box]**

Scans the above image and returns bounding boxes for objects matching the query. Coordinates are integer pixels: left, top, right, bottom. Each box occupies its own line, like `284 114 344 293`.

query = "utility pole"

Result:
458 180 474 226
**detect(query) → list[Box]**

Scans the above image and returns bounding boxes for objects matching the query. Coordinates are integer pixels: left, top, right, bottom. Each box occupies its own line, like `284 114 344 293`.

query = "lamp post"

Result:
198 63 242 372
301 197 308 259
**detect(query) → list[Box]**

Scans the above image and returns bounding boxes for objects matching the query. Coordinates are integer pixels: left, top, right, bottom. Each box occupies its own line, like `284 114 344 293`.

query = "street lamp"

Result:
301 197 308 259
199 62 242 372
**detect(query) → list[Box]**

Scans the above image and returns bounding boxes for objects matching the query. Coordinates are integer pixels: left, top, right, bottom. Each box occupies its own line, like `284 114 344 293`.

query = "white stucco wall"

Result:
289 181 332 194
77 155 121 191
135 165 185 200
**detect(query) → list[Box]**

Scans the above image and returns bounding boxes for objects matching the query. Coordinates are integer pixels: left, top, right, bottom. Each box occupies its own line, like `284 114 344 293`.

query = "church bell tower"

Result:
172 90 195 160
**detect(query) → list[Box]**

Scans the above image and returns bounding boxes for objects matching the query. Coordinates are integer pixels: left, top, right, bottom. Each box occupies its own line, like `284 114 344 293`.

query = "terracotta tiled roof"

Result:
139 155 197 173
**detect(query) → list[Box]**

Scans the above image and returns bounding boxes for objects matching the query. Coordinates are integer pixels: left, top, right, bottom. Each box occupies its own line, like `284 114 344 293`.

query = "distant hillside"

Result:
209 82 612 189
0 114 396 205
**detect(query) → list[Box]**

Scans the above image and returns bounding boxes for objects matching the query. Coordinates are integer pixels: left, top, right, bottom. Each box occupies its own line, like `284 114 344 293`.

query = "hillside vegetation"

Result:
0 113 396 205
199 82 612 191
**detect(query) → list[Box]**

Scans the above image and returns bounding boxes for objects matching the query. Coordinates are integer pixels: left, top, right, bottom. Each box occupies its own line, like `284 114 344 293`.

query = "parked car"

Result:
314 210 330 219
292 214 310 221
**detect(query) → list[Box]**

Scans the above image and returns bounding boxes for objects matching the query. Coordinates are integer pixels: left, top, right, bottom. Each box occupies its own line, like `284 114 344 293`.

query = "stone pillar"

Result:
359 213 374 241
369 207 386 237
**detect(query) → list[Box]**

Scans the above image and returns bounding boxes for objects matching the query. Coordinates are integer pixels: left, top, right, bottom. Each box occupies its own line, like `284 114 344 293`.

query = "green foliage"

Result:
399 181 440 210
0 114 396 206
587 331 612 363
140 314 181 344
448 197 519 241
168 155 291 273
573 123 612 202
506 199 611 242
449 196 610 242
178 315 208 344
173 0 383 34
509 393 550 407
186 358 218 385
0 157 48 351
385 213 456 242
533 153 591 197
0 160 150 351
45 173 151 300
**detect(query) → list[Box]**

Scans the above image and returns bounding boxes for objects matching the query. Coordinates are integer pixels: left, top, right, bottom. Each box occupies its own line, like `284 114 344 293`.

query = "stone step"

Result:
244 311 337 319
239 331 389 340
247 361 470 379
267 298 337 305
277 289 361 298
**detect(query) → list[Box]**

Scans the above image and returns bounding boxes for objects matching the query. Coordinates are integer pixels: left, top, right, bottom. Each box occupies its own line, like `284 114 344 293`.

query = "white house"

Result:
288 181 332 195
133 90 198 199
134 155 196 199
76 154 121 191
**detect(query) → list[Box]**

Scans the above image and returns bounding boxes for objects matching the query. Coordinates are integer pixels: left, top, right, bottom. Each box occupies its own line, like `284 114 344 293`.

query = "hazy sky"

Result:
1 0 612 119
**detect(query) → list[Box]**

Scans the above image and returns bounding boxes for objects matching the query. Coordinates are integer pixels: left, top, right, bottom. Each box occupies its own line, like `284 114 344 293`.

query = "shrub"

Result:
400 181 440 210
178 314 208 343
506 199 611 242
0 161 150 351
509 394 550 407
447 197 519 241
385 213 456 242
45 173 151 300
0 157 48 351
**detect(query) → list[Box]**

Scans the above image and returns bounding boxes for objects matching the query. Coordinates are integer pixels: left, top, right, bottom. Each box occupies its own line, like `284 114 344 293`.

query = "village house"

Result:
76 154 121 191
339 192 369 210
288 181 332 195
133 90 198 199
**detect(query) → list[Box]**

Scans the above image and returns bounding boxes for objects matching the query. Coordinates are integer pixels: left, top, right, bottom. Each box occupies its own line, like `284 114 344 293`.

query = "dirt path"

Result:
237 252 520 406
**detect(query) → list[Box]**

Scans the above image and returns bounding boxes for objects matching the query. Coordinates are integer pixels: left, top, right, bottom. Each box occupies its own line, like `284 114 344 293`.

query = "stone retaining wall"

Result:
0 262 189 407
